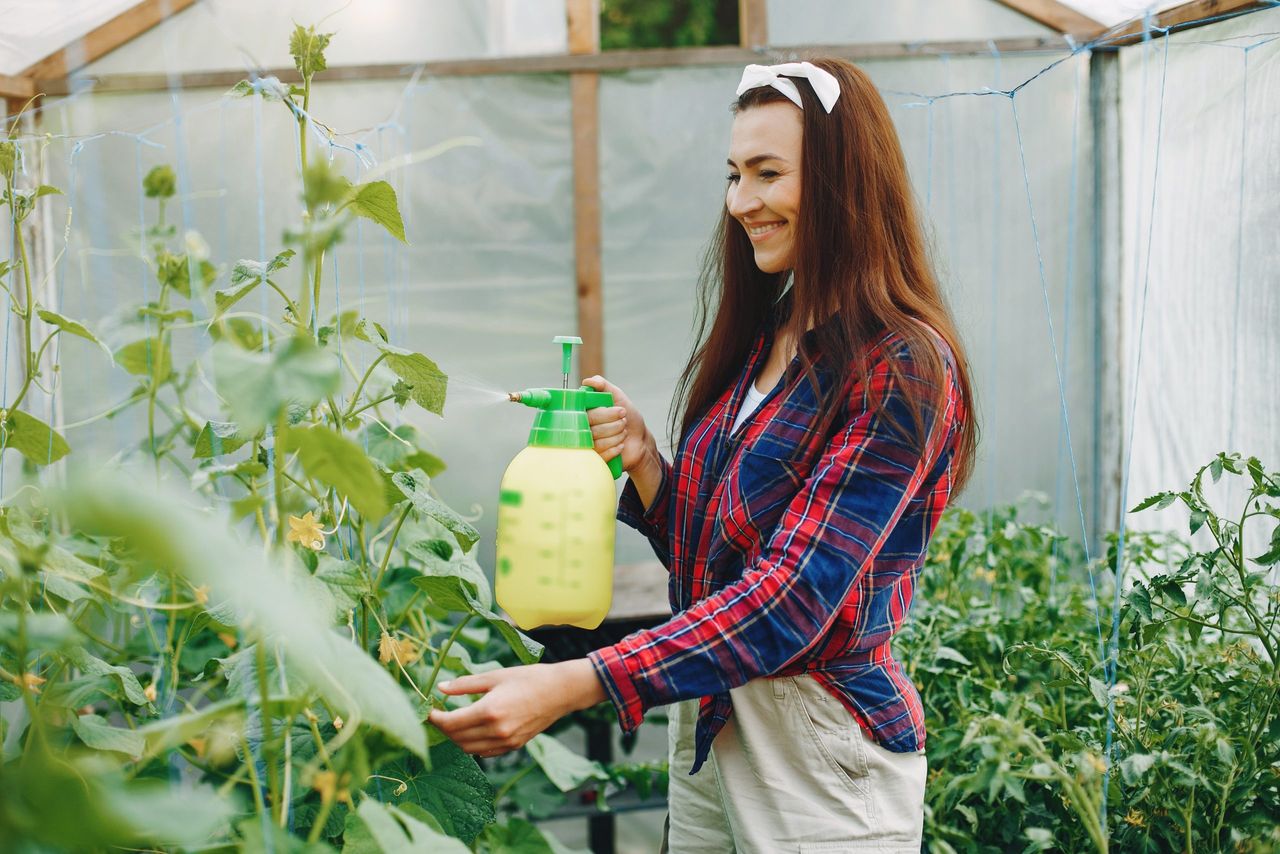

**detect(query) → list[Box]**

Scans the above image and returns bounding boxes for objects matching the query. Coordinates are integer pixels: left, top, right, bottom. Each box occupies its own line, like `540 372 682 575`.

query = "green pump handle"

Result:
508 336 624 480
583 388 625 480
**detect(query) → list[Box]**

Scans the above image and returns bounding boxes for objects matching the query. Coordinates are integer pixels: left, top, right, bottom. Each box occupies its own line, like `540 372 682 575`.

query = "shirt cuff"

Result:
587 645 646 733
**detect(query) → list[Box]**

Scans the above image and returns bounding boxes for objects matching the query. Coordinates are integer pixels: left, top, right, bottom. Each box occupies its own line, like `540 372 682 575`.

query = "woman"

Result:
429 58 977 851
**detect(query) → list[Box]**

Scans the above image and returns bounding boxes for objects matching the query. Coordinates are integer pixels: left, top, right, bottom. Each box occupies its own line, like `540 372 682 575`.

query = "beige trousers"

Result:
662 675 926 853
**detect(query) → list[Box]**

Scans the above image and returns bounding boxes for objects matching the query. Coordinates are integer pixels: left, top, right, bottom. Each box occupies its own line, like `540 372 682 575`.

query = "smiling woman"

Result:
430 57 979 853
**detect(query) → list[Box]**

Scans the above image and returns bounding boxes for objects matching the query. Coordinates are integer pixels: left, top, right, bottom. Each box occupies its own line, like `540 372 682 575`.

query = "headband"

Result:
735 62 841 114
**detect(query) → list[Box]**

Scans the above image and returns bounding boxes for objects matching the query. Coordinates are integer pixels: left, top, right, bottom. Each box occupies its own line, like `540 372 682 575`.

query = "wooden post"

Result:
568 0 604 381
739 0 769 50
1103 0 1270 46
20 0 197 80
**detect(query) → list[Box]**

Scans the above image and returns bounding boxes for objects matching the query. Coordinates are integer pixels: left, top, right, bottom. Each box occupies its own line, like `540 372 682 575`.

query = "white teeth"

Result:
749 222 782 236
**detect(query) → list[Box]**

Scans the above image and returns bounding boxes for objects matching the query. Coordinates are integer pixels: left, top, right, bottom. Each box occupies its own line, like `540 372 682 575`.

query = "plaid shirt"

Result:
588 319 964 775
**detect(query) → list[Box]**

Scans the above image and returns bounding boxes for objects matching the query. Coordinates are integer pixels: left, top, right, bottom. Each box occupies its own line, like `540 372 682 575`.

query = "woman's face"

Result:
725 101 803 274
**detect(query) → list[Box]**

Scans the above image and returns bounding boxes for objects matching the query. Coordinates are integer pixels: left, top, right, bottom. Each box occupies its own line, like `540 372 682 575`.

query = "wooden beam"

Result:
34 36 1075 96
992 0 1105 36
739 0 769 50
567 0 604 380
1101 0 1271 47
0 75 36 100
21 0 198 80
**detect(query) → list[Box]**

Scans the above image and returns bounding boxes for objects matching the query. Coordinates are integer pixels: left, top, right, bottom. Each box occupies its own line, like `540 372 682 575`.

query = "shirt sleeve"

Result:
616 452 673 570
589 343 960 731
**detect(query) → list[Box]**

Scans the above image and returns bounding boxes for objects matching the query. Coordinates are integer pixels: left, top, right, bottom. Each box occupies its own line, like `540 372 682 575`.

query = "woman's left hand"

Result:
427 659 607 757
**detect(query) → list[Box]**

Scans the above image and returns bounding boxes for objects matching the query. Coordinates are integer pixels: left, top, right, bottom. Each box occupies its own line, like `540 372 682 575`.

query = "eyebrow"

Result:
726 153 787 168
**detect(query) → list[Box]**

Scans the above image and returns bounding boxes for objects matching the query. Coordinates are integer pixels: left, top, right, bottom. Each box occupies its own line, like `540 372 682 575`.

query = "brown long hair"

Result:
672 58 977 492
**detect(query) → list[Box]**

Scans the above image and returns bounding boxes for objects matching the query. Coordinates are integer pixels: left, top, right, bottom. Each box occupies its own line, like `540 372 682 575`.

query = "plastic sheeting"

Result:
1114 8 1280 539
766 0 1053 46
37 72 575 572
0 0 138 75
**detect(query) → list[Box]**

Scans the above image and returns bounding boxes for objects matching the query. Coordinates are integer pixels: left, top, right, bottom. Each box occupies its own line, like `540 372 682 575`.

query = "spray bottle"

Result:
495 336 622 630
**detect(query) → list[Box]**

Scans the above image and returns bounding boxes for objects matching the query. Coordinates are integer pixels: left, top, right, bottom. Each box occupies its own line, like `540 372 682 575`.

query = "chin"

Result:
752 253 789 275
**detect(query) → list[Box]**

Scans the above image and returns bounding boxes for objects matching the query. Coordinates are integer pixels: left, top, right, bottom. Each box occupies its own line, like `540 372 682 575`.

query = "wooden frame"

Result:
739 0 769 50
567 0 604 381
1101 0 1273 47
992 0 1106 36
21 0 197 80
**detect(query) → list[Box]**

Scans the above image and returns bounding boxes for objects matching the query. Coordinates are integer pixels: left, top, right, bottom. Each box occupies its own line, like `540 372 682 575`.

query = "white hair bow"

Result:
736 62 841 114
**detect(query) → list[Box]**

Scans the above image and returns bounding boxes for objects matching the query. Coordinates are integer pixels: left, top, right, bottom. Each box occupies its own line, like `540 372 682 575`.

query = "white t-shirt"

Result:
730 378 770 436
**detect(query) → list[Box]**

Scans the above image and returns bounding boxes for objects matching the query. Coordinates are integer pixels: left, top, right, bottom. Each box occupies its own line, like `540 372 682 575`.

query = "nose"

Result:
726 182 762 220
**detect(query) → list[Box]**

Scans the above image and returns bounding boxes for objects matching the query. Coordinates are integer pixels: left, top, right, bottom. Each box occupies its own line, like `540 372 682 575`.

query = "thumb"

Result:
583 375 611 393
437 671 500 696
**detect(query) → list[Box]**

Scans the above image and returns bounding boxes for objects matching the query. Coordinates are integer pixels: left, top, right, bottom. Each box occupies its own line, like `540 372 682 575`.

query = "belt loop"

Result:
772 676 787 700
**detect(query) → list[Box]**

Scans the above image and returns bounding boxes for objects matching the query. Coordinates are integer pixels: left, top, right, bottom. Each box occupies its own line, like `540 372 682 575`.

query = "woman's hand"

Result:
582 376 657 476
426 660 606 757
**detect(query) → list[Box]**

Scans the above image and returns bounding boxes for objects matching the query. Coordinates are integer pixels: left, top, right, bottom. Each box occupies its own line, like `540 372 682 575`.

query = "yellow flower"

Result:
193 585 210 605
378 632 422 667
312 770 338 802
16 672 45 694
144 683 158 703
332 715 344 730
286 512 326 551
1123 809 1146 828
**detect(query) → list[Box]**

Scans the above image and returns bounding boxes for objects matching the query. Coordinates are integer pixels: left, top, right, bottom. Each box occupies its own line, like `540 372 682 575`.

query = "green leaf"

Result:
412 574 483 614
345 181 406 242
212 336 341 434
37 308 110 355
0 141 14 181
526 734 609 792
71 713 146 757
478 818 576 854
313 556 370 619
65 647 150 707
374 745 494 844
384 352 448 417
193 420 250 458
2 409 70 464
392 471 477 551
352 799 470 854
115 337 172 382
1118 752 1157 784
488 618 544 665
155 251 191 297
136 698 244 760
290 24 333 80
354 320 447 416
143 165 176 199
933 646 972 667
218 250 295 315
1130 491 1176 513
283 425 389 521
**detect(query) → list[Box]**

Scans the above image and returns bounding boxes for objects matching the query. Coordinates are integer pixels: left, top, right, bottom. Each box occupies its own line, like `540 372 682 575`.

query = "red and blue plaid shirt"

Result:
588 318 965 775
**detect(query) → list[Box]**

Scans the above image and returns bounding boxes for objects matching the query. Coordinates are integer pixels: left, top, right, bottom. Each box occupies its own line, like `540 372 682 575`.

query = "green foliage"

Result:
902 455 1280 853
600 0 740 50
0 22 591 854
142 164 176 199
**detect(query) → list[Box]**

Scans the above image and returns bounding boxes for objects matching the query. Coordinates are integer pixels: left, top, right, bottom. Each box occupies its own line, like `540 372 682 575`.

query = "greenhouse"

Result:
1 0 1277 851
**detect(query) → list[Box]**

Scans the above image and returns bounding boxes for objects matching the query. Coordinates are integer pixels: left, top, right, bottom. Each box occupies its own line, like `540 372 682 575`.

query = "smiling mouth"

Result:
745 221 784 242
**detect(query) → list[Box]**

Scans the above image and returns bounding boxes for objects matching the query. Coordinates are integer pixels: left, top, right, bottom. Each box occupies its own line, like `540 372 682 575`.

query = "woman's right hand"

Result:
582 376 657 477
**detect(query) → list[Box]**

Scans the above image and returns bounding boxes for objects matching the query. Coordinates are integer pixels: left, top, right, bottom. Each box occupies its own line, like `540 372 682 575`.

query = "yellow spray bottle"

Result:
495 336 623 630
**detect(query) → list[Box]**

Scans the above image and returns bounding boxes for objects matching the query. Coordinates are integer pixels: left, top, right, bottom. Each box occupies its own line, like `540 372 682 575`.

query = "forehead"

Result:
728 101 803 164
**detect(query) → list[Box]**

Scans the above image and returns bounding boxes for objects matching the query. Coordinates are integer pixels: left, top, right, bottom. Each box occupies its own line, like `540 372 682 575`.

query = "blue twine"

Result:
1227 49 1250 453
983 41 1002 527
1103 25 1171 826
1010 95 1102 663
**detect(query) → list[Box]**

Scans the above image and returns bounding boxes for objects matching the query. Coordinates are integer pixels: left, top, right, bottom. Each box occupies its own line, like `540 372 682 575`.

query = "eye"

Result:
759 169 779 180
725 173 740 184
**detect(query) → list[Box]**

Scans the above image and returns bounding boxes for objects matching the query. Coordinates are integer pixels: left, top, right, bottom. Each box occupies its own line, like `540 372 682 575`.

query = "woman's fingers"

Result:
590 417 626 440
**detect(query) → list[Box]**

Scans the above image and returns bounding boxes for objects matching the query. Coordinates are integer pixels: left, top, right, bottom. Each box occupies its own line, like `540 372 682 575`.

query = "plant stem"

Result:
255 639 281 822
374 503 413 589
343 353 388 419
273 410 288 547
347 393 396 420
493 763 536 807
306 796 335 843
425 615 473 698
